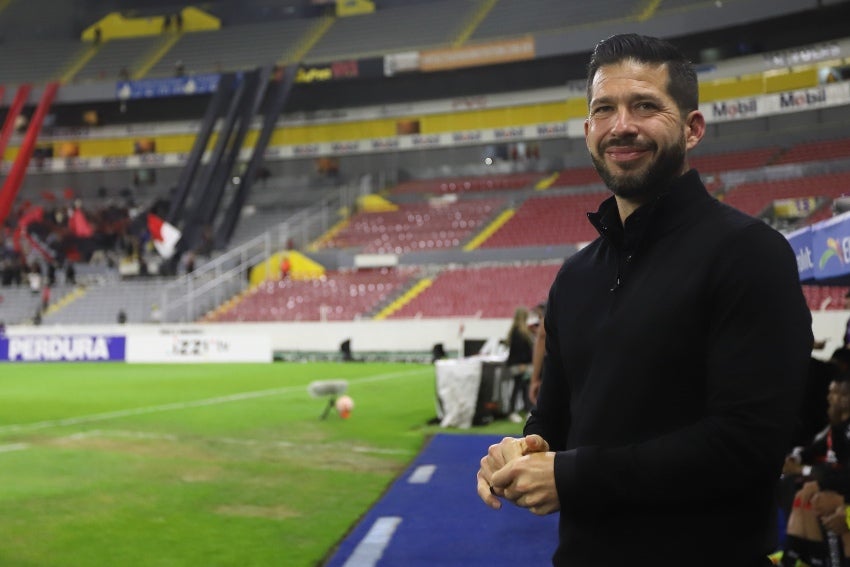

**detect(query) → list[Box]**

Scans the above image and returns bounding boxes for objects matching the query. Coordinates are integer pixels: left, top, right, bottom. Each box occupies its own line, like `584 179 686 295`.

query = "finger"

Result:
524 434 549 453
500 437 525 463
490 459 518 490
476 471 501 510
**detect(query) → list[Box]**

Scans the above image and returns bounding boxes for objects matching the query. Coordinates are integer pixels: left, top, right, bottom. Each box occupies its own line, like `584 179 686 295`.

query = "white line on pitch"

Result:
0 368 427 436
342 516 402 567
0 443 28 453
408 464 436 484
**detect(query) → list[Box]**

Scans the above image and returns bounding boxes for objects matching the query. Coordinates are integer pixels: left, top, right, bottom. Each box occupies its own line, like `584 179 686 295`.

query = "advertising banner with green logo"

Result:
810 210 850 284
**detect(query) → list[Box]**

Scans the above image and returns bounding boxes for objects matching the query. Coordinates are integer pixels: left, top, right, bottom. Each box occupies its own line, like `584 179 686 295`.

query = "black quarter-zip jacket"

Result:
525 169 813 566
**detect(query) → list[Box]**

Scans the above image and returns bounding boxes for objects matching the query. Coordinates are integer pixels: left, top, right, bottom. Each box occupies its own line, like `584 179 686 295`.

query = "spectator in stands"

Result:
64 262 76 285
27 262 42 294
504 306 534 423
41 284 50 313
476 34 812 566
117 309 127 324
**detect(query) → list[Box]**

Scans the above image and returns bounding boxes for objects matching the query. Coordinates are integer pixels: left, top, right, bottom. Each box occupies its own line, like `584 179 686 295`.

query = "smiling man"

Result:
476 34 814 566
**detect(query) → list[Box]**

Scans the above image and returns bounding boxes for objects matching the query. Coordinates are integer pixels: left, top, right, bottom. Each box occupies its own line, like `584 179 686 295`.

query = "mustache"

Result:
601 138 655 151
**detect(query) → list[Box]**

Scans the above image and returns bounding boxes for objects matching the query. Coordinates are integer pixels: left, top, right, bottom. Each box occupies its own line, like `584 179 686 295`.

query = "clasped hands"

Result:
476 434 559 516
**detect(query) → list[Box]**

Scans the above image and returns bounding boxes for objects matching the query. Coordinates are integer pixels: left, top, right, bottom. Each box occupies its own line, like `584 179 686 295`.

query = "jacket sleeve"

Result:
524 292 571 450
552 223 813 512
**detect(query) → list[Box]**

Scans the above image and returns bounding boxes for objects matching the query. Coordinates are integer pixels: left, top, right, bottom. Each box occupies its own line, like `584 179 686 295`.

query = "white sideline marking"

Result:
342 516 402 567
0 369 425 436
0 443 28 453
408 464 436 484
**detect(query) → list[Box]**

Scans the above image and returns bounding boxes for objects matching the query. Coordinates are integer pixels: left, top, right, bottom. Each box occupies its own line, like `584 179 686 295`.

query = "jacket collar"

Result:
587 169 710 251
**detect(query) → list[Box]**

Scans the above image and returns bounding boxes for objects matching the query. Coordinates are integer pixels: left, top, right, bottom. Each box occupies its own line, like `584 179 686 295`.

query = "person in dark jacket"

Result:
476 33 813 567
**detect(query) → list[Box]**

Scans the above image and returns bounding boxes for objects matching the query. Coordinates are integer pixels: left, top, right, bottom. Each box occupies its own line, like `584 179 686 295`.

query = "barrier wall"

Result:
2 313 845 363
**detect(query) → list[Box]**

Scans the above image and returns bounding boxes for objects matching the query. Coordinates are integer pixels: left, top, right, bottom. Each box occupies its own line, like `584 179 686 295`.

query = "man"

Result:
779 376 850 565
476 34 813 566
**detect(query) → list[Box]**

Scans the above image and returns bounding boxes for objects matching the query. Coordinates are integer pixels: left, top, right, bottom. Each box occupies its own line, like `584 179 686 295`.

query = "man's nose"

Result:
611 108 639 137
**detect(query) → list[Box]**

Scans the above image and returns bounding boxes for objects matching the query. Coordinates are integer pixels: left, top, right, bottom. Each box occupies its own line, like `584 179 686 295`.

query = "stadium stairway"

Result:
371 272 439 320
463 208 515 251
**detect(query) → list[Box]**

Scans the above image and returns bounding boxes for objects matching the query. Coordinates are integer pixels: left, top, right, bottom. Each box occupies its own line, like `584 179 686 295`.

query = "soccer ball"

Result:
335 395 354 419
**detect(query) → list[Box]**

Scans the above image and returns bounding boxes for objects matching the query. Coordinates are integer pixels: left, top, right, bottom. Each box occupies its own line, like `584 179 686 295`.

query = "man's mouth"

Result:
604 146 650 163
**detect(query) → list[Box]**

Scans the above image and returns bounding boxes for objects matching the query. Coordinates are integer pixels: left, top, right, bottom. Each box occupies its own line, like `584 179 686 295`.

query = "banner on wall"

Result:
125 331 272 363
419 36 535 72
787 211 850 284
116 74 223 100
0 335 126 362
786 225 815 283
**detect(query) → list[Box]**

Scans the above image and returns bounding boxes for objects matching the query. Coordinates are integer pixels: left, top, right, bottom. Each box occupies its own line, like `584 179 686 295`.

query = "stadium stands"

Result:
391 172 543 195
546 167 604 188
471 0 641 41
720 171 850 218
478 191 605 248
40 278 167 325
304 0 472 63
145 19 314 77
386 262 561 319
689 147 782 175
773 136 850 166
210 266 419 322
73 36 163 82
318 198 506 254
802 284 850 311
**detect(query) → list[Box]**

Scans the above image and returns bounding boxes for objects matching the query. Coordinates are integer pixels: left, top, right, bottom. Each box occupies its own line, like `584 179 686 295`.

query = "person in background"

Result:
476 33 813 566
778 375 850 565
505 306 534 423
528 301 547 406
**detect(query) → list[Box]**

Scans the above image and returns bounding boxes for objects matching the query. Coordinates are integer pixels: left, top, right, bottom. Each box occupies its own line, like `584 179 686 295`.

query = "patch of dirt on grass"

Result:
215 504 300 520
47 435 216 462
300 444 405 474
180 468 221 483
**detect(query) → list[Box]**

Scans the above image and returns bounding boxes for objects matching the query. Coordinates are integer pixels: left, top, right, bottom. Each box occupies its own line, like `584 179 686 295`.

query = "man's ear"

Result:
684 110 706 150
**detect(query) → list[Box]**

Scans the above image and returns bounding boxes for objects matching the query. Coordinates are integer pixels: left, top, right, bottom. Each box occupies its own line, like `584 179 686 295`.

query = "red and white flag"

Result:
147 213 181 259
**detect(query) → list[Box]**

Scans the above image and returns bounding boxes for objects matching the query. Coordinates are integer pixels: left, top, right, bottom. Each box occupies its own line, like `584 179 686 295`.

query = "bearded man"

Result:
476 33 814 567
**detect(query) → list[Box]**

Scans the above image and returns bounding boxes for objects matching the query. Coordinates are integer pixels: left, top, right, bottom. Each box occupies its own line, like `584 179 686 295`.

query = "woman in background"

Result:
505 306 534 423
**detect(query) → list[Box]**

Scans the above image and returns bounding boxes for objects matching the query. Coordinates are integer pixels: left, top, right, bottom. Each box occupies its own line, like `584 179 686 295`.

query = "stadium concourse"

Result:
324 434 558 567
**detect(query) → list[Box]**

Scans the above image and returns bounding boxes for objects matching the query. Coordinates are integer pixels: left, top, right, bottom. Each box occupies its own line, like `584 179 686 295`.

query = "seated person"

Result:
778 375 850 565
779 483 849 566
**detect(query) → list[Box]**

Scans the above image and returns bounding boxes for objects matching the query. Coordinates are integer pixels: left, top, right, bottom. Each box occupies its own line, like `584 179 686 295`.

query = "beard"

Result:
590 135 687 201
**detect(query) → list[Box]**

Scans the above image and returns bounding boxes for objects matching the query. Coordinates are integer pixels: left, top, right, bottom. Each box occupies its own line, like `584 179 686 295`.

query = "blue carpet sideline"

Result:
324 433 559 566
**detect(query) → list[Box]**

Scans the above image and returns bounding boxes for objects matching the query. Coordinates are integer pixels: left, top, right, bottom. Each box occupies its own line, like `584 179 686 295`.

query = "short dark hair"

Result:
586 33 699 115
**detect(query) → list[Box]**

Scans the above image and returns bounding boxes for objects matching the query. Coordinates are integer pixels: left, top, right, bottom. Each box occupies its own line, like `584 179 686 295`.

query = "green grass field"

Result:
0 361 522 566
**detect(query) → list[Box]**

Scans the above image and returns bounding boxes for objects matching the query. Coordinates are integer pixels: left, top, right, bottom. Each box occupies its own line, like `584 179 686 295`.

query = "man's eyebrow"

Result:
590 92 664 107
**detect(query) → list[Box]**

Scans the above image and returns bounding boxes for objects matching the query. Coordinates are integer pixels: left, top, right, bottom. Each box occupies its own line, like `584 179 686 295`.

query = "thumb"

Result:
523 434 549 454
